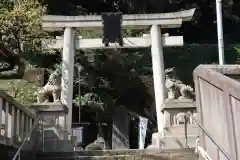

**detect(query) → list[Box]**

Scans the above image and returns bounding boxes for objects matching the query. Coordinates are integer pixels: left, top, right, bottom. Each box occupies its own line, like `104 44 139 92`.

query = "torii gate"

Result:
42 9 195 140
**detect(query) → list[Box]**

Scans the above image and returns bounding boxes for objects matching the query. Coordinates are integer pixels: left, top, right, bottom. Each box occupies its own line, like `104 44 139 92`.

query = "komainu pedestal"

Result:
162 99 197 126
31 102 73 152
160 99 198 149
31 101 68 118
31 102 68 134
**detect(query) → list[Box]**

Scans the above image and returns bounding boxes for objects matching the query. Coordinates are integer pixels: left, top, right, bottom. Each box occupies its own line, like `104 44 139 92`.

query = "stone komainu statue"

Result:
165 67 195 100
34 67 62 103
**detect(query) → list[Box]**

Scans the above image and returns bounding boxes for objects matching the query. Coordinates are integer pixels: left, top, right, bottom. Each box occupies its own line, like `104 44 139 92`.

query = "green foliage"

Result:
0 0 47 52
0 79 39 106
74 93 104 111
0 0 59 67
234 45 240 63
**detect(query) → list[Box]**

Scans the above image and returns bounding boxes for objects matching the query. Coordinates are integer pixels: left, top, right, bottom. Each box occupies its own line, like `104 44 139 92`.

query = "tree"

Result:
0 0 47 78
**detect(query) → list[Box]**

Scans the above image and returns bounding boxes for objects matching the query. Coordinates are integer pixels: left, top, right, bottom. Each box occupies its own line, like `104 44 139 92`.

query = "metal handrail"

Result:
184 112 232 160
195 138 213 160
12 116 41 160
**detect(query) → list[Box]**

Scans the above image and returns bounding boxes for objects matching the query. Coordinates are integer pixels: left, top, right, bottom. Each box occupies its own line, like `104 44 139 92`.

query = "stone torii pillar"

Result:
42 9 195 143
150 25 165 135
61 27 75 132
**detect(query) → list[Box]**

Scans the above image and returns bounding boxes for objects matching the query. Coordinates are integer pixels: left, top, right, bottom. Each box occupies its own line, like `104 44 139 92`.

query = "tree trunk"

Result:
0 41 25 79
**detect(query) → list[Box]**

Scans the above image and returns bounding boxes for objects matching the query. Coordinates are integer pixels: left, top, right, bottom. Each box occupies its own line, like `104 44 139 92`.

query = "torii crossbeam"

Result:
42 35 183 49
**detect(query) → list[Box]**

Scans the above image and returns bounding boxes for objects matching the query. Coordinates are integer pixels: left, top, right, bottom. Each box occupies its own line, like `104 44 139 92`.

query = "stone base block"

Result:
164 124 198 137
160 135 198 149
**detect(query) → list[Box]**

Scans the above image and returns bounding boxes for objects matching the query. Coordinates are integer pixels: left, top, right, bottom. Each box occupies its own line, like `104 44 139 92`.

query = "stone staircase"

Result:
36 148 197 160
28 99 199 160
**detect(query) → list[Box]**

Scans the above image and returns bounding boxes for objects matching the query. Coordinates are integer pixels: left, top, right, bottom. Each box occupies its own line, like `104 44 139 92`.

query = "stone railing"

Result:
0 88 36 148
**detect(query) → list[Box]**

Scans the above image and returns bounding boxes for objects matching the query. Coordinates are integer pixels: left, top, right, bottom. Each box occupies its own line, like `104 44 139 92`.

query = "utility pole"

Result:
216 0 225 65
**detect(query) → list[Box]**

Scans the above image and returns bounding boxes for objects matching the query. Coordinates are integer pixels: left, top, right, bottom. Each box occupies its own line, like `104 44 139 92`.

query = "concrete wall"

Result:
194 65 240 160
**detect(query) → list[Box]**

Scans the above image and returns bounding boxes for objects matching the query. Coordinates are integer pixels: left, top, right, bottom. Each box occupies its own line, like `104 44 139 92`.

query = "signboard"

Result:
138 116 148 149
72 127 83 143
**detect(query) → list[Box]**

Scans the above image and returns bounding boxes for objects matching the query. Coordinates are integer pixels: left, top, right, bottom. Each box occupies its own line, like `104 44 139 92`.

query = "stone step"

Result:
36 148 197 160
37 154 196 160
44 128 62 139
160 135 198 149
38 155 134 160
164 125 199 136
43 139 74 152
